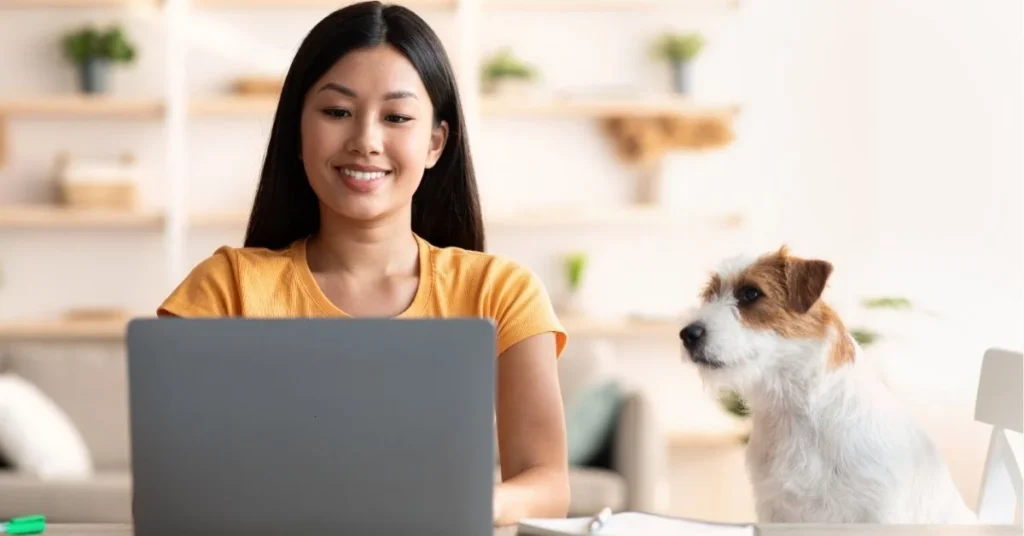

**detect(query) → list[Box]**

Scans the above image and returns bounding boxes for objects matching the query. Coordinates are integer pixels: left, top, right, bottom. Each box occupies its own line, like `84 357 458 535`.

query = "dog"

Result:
679 246 976 524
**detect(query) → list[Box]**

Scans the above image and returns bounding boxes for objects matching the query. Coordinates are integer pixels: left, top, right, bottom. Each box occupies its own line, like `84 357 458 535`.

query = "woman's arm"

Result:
493 332 570 526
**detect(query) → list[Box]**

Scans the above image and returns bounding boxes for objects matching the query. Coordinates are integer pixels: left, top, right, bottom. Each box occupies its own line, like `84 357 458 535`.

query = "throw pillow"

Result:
564 379 622 466
0 373 93 480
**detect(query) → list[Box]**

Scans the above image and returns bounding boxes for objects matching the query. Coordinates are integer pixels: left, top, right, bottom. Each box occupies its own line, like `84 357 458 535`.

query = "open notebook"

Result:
517 511 757 535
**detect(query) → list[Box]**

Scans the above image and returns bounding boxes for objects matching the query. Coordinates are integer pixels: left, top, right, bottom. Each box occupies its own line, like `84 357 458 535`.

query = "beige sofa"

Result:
0 337 663 522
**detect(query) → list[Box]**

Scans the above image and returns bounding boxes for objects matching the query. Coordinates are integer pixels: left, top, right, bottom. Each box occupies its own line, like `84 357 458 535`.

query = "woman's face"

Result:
300 44 448 223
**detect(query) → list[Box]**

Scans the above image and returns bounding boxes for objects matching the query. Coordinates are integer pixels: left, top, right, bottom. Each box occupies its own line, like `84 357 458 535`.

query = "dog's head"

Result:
679 246 854 391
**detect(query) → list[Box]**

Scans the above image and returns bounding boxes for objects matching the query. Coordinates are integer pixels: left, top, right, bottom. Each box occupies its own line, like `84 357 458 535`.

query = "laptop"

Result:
126 317 496 535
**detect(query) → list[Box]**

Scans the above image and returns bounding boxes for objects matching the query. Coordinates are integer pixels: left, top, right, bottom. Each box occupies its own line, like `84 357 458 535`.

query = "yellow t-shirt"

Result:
157 233 567 358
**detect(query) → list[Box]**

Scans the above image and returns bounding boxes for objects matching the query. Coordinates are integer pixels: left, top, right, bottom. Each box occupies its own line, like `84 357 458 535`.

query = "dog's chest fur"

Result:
746 407 893 523
744 370 975 524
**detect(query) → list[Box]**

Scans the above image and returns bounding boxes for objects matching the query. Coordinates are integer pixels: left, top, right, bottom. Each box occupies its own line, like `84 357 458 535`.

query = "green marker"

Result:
0 515 45 535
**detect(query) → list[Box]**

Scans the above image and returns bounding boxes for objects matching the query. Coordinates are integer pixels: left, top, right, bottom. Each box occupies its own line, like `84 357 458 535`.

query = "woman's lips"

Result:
335 166 392 193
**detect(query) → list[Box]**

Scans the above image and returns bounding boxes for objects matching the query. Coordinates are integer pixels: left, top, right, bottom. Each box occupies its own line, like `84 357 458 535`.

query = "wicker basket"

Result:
60 182 136 210
54 152 138 210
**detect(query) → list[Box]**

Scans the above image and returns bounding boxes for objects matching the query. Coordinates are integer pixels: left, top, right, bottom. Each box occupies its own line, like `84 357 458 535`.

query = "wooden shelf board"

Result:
0 95 164 118
190 210 250 226
0 206 165 228
0 0 158 6
190 95 277 117
669 420 751 448
560 314 680 337
0 315 678 341
480 96 739 118
0 319 129 341
193 0 453 7
483 0 687 10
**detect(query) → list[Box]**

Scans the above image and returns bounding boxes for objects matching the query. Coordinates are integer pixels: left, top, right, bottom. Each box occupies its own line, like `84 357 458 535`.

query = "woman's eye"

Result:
386 114 412 124
321 108 350 119
737 286 762 305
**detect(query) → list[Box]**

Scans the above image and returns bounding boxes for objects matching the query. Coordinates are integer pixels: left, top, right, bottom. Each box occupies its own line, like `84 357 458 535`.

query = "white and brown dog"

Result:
680 246 976 524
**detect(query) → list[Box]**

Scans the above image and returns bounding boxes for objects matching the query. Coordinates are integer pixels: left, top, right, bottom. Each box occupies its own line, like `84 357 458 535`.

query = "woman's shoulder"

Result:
423 239 566 356
426 240 539 290
183 242 300 282
157 240 304 317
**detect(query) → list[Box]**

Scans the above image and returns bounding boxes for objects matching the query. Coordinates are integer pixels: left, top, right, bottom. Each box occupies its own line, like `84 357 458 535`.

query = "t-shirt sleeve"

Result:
157 247 242 317
490 260 567 358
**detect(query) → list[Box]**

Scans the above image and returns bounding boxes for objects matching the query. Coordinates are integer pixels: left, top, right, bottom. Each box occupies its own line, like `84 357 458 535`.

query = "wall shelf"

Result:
560 314 680 338
0 314 679 341
669 420 751 448
0 319 128 342
0 95 164 118
479 96 739 119
0 206 165 229
190 95 277 118
192 0 454 7
482 0 707 11
0 0 158 7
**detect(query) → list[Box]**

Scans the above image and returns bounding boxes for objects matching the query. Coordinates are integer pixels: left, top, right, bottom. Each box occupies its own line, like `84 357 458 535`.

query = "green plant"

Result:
719 390 749 419
62 25 136 65
565 252 587 292
481 48 536 83
850 328 880 346
861 296 912 310
652 32 705 63
851 295 914 348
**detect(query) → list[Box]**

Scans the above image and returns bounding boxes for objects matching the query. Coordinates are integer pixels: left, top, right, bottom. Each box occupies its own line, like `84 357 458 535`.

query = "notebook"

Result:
517 511 757 535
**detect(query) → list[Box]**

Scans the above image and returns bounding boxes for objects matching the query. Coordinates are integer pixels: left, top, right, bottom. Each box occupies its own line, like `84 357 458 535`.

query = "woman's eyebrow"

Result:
317 83 417 100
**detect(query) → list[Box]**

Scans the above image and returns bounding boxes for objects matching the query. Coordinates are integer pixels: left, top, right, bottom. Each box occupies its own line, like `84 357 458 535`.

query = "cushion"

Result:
3 343 130 469
565 379 622 466
0 373 93 480
557 341 623 467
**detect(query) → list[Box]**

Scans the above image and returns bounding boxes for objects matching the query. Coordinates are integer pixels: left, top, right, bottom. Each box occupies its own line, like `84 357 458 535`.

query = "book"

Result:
517 511 757 535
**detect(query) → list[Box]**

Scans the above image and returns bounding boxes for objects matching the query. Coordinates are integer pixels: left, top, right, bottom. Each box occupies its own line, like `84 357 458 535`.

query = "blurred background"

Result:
0 0 1020 525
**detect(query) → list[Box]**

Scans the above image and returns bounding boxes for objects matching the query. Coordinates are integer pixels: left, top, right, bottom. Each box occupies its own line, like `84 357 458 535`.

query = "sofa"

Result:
0 336 663 521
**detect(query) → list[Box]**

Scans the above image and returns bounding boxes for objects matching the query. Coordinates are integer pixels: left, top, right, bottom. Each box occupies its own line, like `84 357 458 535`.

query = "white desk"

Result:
44 523 1022 535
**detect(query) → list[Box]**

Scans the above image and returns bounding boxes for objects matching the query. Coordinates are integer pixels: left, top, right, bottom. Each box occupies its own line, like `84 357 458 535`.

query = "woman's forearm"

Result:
494 464 571 526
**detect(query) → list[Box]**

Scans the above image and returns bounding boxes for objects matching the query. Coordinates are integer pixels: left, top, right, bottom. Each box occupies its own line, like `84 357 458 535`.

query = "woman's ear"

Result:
425 120 449 169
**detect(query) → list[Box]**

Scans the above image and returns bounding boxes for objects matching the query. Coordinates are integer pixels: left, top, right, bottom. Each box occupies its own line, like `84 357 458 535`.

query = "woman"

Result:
157 0 570 526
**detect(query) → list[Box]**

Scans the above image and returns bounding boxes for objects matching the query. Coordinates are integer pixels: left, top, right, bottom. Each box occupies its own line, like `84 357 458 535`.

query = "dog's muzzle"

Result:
680 321 724 368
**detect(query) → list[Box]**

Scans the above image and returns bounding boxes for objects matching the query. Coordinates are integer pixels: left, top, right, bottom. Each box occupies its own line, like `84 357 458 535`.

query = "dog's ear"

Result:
785 257 832 313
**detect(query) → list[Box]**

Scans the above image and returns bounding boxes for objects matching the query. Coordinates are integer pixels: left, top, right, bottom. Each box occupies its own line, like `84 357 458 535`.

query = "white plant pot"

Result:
484 78 537 98
555 289 586 317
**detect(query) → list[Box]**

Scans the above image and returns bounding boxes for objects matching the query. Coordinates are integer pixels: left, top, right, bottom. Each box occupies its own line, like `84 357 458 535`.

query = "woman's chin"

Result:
322 200 397 223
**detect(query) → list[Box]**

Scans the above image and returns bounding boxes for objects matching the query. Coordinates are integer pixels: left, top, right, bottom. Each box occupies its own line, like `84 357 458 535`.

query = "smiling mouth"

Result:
336 167 392 181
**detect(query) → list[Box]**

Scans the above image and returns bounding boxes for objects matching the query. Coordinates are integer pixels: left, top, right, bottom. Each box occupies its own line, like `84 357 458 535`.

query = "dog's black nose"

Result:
680 323 705 349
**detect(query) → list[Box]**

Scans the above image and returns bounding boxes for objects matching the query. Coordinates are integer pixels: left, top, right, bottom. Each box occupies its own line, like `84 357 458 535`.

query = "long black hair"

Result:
243 1 484 252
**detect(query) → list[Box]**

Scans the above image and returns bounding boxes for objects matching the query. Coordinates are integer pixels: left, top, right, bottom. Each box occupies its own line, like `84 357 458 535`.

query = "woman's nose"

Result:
347 118 383 155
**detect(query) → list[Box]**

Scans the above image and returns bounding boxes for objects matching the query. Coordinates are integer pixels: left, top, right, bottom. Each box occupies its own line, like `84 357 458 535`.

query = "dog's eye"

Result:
737 286 762 305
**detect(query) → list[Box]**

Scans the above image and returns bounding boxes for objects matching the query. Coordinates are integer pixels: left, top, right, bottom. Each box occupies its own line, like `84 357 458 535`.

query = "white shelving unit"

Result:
0 0 743 337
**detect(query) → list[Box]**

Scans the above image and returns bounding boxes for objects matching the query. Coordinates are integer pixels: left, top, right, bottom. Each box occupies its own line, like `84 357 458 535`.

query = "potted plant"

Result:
62 25 137 94
557 251 588 315
480 48 538 97
652 32 705 95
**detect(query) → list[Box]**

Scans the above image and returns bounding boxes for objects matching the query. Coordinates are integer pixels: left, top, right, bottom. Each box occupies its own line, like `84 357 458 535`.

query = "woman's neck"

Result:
306 205 419 278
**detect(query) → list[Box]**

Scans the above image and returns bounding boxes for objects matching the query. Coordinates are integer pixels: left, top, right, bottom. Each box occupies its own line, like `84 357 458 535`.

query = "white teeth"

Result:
340 168 388 181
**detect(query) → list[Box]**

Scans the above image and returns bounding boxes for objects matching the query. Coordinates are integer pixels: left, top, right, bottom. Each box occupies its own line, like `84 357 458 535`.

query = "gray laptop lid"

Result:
126 317 495 535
